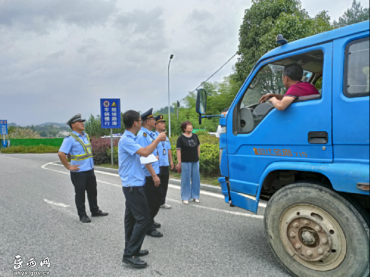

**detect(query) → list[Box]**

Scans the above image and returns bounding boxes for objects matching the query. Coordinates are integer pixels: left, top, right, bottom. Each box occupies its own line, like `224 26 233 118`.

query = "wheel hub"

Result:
280 204 347 271
287 217 331 261
301 229 317 246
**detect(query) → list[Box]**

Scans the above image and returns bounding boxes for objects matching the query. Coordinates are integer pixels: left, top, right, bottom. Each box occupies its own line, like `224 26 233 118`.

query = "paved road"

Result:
0 154 289 277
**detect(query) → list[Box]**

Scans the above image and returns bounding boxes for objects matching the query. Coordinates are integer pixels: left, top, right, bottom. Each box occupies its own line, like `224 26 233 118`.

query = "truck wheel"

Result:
264 182 369 277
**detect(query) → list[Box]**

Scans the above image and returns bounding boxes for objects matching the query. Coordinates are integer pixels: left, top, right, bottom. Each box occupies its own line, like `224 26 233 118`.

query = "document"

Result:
140 154 158 165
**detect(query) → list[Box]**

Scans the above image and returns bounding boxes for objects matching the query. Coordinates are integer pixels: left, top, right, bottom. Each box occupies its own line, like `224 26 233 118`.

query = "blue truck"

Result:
196 21 369 277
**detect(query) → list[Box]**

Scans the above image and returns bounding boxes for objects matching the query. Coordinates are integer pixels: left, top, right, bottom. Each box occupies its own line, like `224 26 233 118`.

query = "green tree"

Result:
8 127 41 138
84 114 125 138
167 76 240 135
333 0 369 28
233 0 332 85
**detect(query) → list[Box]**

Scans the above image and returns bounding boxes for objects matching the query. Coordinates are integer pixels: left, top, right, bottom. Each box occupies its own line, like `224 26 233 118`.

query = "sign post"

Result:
0 120 8 148
100 99 121 165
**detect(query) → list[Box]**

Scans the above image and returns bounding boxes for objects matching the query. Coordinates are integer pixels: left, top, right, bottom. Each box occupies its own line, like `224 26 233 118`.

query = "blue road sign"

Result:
0 120 8 135
100 99 121 129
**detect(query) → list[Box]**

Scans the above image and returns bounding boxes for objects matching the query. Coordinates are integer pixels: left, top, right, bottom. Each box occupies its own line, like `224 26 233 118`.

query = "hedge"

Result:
91 138 118 165
0 138 64 147
1 145 59 153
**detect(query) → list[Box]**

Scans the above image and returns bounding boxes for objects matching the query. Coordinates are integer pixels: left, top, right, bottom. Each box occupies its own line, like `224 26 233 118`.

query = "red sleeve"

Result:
284 86 300 98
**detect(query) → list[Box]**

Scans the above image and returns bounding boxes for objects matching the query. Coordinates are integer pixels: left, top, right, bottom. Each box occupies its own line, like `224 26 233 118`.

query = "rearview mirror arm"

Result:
201 115 222 119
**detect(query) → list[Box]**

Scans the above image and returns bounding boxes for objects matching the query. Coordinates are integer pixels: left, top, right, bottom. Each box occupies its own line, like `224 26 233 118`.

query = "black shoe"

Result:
153 222 161 228
146 230 163 237
137 250 149 257
80 215 91 223
122 256 147 268
91 210 108 217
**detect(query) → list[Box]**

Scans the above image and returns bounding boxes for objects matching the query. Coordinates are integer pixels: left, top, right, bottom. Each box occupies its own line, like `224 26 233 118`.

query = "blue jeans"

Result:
181 162 200 201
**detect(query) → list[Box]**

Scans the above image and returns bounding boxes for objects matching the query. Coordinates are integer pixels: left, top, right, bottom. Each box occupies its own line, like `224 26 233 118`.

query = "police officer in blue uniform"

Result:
119 110 167 268
154 115 174 209
58 114 108 223
137 109 164 238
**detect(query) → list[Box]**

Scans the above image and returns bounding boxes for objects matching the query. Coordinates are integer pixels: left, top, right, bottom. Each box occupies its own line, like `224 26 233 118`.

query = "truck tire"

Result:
264 182 369 277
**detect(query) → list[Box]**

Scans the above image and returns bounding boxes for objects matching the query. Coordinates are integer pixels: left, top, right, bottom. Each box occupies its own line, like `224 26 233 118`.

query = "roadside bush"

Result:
170 132 220 177
1 145 59 153
199 144 219 176
107 146 119 163
91 138 118 165
197 133 219 144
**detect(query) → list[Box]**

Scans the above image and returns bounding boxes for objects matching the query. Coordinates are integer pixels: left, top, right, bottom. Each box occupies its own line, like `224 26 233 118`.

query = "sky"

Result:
0 0 368 126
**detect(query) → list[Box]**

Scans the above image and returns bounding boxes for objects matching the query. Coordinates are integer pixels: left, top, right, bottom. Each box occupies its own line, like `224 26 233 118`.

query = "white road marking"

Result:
42 162 266 215
47 162 268 207
41 162 70 175
164 198 263 219
44 198 70 208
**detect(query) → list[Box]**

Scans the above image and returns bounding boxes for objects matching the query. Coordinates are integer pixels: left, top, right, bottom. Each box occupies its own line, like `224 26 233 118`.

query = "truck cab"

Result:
197 21 369 277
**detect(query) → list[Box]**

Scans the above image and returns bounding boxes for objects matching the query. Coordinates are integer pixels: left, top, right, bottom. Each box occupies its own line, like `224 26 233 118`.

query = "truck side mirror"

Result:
196 89 207 124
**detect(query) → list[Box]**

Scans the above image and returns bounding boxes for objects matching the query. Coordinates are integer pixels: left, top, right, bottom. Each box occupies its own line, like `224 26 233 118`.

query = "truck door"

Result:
332 33 369 192
332 34 369 161
226 43 333 213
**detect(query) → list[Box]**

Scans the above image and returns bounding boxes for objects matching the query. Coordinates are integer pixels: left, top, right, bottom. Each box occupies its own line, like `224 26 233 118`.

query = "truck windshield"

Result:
241 64 312 107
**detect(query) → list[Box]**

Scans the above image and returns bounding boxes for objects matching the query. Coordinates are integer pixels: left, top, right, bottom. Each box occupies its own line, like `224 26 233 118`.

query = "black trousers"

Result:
144 176 163 232
159 166 169 205
70 169 99 217
123 186 151 257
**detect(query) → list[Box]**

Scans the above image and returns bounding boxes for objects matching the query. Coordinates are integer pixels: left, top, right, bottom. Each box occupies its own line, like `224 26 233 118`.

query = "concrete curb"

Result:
93 165 222 195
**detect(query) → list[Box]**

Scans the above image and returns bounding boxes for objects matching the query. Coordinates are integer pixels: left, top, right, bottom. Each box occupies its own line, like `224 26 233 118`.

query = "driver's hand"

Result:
259 94 272 103
268 97 277 104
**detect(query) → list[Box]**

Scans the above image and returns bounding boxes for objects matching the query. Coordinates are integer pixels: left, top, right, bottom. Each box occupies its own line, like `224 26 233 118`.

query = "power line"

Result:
179 52 237 103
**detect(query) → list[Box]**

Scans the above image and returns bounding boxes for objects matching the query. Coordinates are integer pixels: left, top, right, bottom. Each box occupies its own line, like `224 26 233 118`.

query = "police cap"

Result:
141 108 154 122
155 115 165 124
66 113 86 126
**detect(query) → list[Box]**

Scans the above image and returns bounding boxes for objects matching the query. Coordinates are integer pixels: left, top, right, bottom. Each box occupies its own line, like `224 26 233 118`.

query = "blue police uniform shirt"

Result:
59 131 94 172
118 130 145 187
137 127 160 177
154 131 171 167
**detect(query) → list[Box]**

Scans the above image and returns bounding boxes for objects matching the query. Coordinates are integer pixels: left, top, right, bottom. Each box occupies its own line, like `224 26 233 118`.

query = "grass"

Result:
98 163 119 170
170 171 220 186
97 163 220 186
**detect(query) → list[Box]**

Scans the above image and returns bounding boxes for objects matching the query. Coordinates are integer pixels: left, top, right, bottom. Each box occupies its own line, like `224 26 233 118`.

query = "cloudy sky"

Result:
0 0 368 125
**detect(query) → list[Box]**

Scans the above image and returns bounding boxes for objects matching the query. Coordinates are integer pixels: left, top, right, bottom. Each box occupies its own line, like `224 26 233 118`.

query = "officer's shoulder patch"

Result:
143 133 147 137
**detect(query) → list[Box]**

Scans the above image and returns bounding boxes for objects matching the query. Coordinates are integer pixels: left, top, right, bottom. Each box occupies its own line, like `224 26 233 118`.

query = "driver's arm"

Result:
259 93 284 103
268 96 295 111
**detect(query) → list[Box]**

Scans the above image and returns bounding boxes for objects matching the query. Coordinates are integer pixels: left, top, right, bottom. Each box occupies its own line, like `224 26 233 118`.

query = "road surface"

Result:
0 154 289 277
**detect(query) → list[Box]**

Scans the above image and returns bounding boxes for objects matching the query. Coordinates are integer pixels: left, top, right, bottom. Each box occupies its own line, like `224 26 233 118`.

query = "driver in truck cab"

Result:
259 63 320 111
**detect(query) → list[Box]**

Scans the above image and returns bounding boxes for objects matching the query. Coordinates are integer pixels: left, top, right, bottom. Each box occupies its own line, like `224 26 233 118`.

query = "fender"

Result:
256 162 370 202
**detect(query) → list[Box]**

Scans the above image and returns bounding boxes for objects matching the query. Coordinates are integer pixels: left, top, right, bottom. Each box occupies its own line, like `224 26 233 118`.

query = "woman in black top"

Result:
175 121 201 204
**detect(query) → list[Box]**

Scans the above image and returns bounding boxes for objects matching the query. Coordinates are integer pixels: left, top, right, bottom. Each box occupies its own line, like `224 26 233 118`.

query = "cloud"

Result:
114 7 167 54
0 0 117 33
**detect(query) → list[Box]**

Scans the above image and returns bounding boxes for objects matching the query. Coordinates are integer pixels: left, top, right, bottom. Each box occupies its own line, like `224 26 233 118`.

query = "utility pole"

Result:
168 54 174 137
